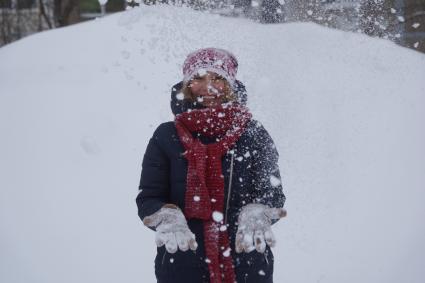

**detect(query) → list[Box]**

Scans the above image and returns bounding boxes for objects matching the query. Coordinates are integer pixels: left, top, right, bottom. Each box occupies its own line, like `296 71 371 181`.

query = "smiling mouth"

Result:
197 95 218 100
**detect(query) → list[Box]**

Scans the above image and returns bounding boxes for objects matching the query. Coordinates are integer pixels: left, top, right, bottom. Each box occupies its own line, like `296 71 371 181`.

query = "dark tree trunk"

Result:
54 0 80 27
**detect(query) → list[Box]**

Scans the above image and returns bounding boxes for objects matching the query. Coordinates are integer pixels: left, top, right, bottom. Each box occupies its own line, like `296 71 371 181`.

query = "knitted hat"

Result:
182 48 238 87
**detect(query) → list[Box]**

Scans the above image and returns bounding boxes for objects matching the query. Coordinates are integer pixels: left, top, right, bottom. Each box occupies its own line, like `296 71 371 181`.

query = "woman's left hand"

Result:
235 203 286 253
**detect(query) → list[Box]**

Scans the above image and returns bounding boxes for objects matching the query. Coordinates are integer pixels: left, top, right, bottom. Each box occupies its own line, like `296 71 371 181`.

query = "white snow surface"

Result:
1 4 425 283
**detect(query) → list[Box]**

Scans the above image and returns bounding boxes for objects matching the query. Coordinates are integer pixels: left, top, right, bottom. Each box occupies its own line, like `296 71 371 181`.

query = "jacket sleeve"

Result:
136 124 170 231
249 121 286 224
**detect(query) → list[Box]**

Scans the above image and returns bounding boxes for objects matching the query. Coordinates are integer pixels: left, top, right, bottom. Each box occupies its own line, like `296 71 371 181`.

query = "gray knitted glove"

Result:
143 204 198 253
235 203 287 253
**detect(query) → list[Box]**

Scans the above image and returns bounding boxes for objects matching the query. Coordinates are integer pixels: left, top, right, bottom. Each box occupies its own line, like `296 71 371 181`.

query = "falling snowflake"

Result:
194 196 200 201
222 247 231 257
412 23 420 29
270 175 281 187
212 211 223 222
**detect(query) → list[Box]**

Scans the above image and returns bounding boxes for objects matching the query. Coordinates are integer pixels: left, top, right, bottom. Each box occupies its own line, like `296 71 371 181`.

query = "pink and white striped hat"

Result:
182 47 238 87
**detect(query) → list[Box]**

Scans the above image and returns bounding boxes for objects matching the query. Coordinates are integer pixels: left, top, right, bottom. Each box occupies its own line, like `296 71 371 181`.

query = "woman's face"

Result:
188 71 228 108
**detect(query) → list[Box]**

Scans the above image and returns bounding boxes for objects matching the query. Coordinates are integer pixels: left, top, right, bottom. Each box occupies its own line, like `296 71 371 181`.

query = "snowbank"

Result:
1 4 424 283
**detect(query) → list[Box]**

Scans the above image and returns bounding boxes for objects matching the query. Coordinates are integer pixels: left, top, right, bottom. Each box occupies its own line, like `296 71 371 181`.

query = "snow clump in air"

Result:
176 93 184 100
212 211 224 222
222 247 231 257
270 175 281 187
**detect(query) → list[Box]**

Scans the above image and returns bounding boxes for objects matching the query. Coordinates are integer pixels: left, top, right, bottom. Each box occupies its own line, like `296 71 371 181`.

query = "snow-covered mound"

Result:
1 4 424 283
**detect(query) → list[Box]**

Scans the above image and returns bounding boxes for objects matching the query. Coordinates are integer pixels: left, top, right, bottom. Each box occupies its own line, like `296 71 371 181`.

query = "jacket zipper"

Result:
223 151 269 265
224 151 235 225
162 250 166 265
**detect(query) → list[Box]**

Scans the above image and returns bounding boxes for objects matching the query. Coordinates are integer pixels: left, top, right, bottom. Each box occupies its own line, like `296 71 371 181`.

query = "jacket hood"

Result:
170 80 248 116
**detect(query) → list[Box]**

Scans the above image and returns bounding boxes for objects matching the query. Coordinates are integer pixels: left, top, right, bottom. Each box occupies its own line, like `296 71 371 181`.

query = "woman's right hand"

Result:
142 204 198 253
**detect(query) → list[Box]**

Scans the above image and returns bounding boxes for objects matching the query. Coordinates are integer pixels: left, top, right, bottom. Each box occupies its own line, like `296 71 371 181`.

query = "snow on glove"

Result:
142 204 198 254
235 203 286 254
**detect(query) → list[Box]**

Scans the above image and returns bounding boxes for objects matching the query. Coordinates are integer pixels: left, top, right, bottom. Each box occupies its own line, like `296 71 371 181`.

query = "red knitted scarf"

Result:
175 104 252 283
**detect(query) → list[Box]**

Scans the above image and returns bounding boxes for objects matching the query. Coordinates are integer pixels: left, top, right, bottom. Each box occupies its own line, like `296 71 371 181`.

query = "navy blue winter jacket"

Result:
136 81 286 283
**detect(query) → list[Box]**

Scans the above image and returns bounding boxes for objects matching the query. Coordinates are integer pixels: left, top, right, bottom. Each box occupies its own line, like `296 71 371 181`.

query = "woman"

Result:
136 48 286 283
